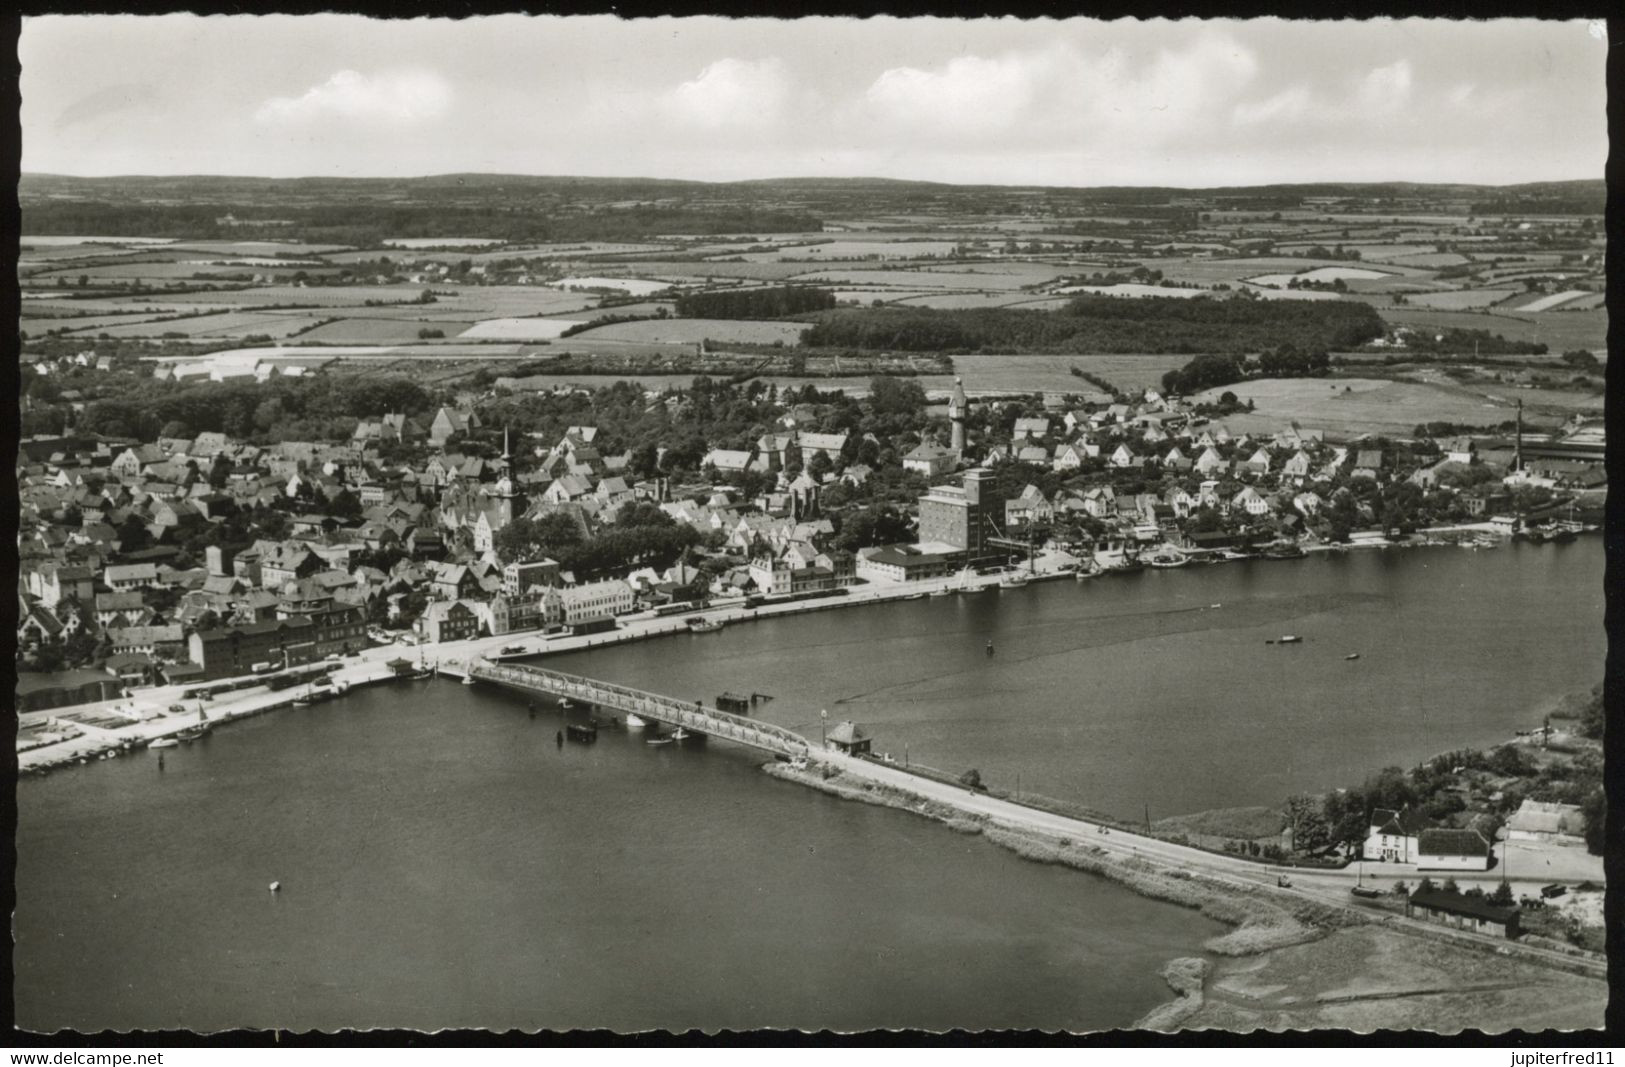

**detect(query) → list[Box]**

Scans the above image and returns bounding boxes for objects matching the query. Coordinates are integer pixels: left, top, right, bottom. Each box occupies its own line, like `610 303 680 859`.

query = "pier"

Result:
455 659 815 759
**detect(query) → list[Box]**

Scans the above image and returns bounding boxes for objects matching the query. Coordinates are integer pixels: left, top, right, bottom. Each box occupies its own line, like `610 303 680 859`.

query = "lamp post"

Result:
820 708 828 751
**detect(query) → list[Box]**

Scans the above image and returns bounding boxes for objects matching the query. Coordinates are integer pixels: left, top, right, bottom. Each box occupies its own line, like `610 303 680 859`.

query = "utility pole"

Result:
820 708 827 751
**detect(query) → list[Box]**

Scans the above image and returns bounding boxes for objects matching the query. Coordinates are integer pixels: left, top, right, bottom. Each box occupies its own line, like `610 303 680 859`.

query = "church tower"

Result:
491 425 520 526
948 376 967 453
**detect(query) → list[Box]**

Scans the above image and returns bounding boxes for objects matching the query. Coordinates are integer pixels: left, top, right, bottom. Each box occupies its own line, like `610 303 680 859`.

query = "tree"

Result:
1488 880 1515 906
1581 787 1605 855
959 768 984 790
1284 794 1331 853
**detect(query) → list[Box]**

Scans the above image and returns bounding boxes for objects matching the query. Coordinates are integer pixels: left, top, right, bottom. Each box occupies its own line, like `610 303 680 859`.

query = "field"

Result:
382 237 507 248
458 317 584 340
293 318 477 343
1190 377 1515 437
894 292 1057 309
568 318 811 345
1183 924 1604 1033
717 240 962 262
1248 267 1396 286
552 276 684 296
1402 289 1516 310
789 269 1036 291
21 178 1604 404
77 311 333 339
1514 290 1592 313
1380 307 1607 353
1057 283 1210 299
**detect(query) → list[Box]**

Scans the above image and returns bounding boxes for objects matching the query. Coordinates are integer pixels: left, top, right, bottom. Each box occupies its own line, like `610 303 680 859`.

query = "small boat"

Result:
149 738 179 750
462 674 476 686
1278 635 1302 645
559 698 576 710
269 881 281 893
176 726 207 742
998 572 1029 589
671 727 692 742
625 712 647 729
687 617 725 633
904 592 927 601
1210 603 1222 609
646 734 674 746
929 588 952 598
411 669 434 681
985 640 996 657
1345 652 1361 661
565 723 598 743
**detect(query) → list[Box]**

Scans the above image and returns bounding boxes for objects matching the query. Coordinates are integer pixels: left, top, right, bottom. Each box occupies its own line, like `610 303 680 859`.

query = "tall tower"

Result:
948 376 967 453
1513 399 1524 472
491 425 518 526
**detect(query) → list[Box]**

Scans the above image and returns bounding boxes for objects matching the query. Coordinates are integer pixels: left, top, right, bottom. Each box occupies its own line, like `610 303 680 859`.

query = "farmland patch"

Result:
570 319 811 345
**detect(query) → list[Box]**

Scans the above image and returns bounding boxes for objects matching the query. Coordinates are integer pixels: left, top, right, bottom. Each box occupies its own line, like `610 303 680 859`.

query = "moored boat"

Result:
175 726 208 742
998 572 1029 589
149 738 179 750
625 712 647 729
1278 635 1303 645
687 617 725 633
565 722 598 743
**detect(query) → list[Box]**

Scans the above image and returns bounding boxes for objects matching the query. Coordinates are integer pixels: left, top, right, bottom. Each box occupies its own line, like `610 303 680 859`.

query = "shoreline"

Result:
759 758 1606 1032
759 761 1353 1032
18 526 1593 778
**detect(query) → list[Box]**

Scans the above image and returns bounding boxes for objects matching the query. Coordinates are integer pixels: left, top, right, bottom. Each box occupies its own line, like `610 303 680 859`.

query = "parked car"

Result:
1540 883 1567 899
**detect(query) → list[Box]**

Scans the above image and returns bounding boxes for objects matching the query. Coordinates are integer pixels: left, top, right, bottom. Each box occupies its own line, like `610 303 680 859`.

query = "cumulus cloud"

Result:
255 69 452 125
866 52 1045 131
1357 59 1413 113
662 58 789 129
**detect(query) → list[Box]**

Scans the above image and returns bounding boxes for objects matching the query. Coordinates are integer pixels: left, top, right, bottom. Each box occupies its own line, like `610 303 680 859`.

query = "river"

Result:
14 538 1602 1033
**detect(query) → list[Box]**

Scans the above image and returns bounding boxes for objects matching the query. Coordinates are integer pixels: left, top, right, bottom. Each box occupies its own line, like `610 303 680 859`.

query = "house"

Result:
1231 486 1274 517
1364 806 1433 863
552 579 636 625
901 443 959 479
1415 828 1493 871
428 406 481 446
1012 417 1050 441
1052 443 1093 471
825 720 872 757
503 559 561 596
795 431 847 467
104 562 159 591
108 623 186 656
1109 444 1138 469
1405 887 1520 940
1440 436 1477 465
418 599 483 644
1505 799 1586 845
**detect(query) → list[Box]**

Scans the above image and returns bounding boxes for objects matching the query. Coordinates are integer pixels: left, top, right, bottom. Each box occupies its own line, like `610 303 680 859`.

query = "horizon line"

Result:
19 170 1604 192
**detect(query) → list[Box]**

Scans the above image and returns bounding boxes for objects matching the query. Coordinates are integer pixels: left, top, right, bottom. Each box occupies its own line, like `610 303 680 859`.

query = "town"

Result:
18 347 1605 699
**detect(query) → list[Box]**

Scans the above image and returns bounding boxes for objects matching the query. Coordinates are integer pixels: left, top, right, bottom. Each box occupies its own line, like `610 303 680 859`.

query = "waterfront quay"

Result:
13 522 1570 776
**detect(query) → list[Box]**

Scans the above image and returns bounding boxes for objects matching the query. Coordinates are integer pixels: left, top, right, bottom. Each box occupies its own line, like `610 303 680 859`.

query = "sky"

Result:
19 15 1610 187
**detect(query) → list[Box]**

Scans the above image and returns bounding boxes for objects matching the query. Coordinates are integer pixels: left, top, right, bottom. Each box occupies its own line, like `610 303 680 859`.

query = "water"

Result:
16 540 1600 1032
16 687 1218 1033
548 539 1605 818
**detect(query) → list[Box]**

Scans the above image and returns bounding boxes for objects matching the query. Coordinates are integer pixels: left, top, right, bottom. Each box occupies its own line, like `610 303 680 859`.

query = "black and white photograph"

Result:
11 13 1611 1039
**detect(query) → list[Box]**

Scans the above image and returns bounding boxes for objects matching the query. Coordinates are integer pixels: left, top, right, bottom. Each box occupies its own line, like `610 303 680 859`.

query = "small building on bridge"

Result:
826 720 872 757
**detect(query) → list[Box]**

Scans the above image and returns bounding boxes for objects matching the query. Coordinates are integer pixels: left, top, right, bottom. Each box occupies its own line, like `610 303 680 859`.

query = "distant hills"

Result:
19 172 1605 203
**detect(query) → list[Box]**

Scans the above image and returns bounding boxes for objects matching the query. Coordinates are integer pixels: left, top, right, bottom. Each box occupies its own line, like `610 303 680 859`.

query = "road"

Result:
814 751 1604 977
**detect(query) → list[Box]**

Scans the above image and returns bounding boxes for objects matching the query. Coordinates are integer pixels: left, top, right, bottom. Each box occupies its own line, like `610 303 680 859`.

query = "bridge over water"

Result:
463 659 815 760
